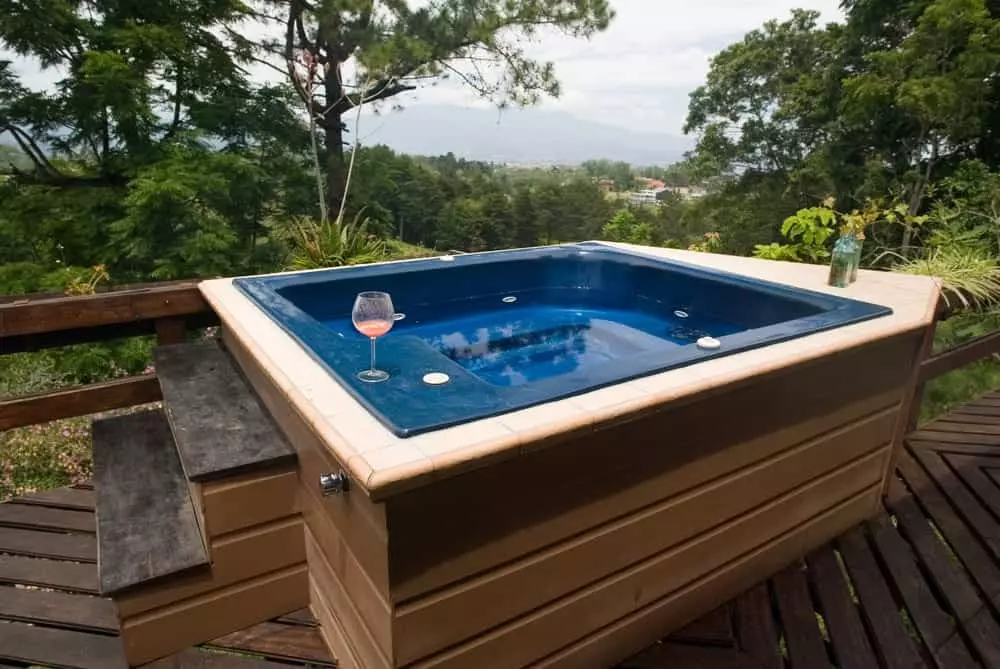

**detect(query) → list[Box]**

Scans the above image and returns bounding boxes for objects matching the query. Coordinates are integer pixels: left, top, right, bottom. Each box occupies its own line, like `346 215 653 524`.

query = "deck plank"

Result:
943 453 1000 519
619 642 754 669
145 648 307 668
206 622 334 665
0 554 98 593
12 486 95 511
0 619 127 669
0 525 95 562
805 546 879 669
867 513 973 660
772 563 832 669
926 421 1000 435
897 450 1000 606
666 604 734 647
0 584 118 632
734 583 782 669
885 483 983 621
0 502 95 533
885 478 1000 664
909 430 1000 446
837 528 927 669
909 445 1000 559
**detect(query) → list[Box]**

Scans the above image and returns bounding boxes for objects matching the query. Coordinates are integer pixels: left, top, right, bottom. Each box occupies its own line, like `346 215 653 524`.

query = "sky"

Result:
5 0 846 138
375 0 846 135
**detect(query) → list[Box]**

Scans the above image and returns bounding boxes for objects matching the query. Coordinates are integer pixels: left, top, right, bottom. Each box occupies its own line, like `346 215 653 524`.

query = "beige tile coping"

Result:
200 241 941 501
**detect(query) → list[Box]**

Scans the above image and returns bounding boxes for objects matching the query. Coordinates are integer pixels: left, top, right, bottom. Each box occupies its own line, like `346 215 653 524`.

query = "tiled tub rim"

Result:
200 241 941 500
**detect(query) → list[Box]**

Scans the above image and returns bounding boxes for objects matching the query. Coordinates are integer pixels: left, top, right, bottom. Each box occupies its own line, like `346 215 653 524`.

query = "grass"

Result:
920 309 1000 423
385 239 443 259
0 417 93 500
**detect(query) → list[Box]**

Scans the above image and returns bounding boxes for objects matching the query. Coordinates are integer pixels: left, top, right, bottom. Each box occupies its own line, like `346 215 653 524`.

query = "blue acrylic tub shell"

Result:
234 243 892 436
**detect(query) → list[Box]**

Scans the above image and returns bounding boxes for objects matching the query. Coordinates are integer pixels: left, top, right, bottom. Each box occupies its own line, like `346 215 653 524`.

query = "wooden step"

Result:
155 340 295 483
93 410 209 595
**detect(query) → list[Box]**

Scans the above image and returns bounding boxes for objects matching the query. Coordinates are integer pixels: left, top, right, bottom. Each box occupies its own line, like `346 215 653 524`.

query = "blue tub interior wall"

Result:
235 244 892 436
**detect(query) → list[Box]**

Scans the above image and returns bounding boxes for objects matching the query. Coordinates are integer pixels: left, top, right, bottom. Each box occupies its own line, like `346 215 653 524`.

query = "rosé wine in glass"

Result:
352 292 394 382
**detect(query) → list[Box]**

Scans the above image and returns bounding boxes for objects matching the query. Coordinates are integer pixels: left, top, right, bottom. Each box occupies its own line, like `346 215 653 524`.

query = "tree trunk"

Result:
319 112 345 222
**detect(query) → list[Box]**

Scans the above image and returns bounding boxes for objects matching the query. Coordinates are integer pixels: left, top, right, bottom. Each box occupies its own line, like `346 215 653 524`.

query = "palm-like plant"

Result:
894 247 1000 310
280 213 386 270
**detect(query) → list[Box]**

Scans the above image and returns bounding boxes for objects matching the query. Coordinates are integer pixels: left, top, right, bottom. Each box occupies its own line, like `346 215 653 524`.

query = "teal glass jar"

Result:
849 236 863 284
828 233 859 288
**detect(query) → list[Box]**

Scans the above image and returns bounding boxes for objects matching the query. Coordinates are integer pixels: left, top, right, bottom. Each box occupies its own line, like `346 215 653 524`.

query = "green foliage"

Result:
601 210 653 245
777 206 838 261
752 243 801 262
281 214 387 270
895 247 1000 309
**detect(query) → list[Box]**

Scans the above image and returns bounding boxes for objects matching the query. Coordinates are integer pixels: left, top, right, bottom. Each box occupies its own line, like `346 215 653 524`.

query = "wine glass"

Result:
352 291 394 383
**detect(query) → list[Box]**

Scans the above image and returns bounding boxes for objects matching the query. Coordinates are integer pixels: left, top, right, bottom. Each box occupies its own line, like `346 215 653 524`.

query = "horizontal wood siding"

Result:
300 481 393 660
116 516 305 617
535 488 878 669
198 467 299 537
392 407 897 664
412 448 887 669
312 577 364 669
306 529 393 669
386 331 919 604
119 563 308 666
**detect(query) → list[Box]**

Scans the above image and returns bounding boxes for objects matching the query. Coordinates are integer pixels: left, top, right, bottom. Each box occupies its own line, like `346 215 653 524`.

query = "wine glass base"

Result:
358 369 390 383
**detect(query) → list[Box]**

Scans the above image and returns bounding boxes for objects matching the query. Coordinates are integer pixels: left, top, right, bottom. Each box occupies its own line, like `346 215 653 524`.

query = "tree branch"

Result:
284 2 324 117
0 125 60 176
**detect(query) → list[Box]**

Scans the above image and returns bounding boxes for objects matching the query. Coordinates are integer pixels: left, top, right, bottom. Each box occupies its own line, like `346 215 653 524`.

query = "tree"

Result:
272 0 614 216
602 210 652 245
841 0 1000 251
0 0 266 186
685 10 843 180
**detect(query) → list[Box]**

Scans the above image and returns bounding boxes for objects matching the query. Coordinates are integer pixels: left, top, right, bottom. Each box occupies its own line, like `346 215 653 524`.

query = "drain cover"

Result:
423 372 450 385
696 336 721 350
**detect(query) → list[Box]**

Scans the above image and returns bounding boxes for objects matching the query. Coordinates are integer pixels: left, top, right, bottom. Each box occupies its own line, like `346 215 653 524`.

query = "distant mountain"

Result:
360 105 693 166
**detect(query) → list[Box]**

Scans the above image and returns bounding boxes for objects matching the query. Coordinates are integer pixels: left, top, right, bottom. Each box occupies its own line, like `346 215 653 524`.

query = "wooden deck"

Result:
3 392 1000 668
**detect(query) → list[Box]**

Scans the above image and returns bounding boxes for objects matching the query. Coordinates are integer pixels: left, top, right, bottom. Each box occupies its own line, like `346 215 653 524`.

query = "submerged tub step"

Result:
93 410 208 595
155 340 296 482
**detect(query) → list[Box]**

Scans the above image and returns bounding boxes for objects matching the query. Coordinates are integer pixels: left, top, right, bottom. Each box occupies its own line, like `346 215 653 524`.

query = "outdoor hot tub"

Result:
201 242 940 669
233 243 890 436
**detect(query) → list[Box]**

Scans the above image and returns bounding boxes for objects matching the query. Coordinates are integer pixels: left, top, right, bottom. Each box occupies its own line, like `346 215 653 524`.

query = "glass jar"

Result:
828 233 858 288
849 235 864 284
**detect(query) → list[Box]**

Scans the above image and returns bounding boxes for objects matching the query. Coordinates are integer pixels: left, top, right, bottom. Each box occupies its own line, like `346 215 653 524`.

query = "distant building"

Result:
597 178 615 194
630 188 664 206
664 185 708 199
634 177 666 191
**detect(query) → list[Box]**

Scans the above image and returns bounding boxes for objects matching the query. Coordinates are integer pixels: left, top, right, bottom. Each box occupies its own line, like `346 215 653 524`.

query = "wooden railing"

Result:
0 282 216 430
1 283 999 433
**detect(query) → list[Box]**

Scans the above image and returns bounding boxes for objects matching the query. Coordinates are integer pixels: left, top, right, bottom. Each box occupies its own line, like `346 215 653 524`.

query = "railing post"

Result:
155 317 188 345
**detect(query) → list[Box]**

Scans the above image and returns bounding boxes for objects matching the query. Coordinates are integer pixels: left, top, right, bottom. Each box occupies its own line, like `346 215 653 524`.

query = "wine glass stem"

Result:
369 336 376 374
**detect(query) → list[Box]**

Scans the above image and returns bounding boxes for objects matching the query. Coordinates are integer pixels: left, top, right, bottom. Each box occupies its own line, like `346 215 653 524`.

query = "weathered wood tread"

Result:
155 340 295 482
93 409 208 594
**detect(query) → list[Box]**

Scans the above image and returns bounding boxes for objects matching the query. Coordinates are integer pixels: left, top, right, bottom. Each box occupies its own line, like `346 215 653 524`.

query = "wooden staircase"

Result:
93 339 307 666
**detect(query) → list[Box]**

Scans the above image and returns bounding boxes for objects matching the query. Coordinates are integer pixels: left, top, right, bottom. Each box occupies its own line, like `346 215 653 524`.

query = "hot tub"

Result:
201 242 940 669
233 243 890 435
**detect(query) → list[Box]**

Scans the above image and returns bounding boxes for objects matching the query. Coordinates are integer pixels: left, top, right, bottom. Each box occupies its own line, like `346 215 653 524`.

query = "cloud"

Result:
4 0 845 136
406 0 845 132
